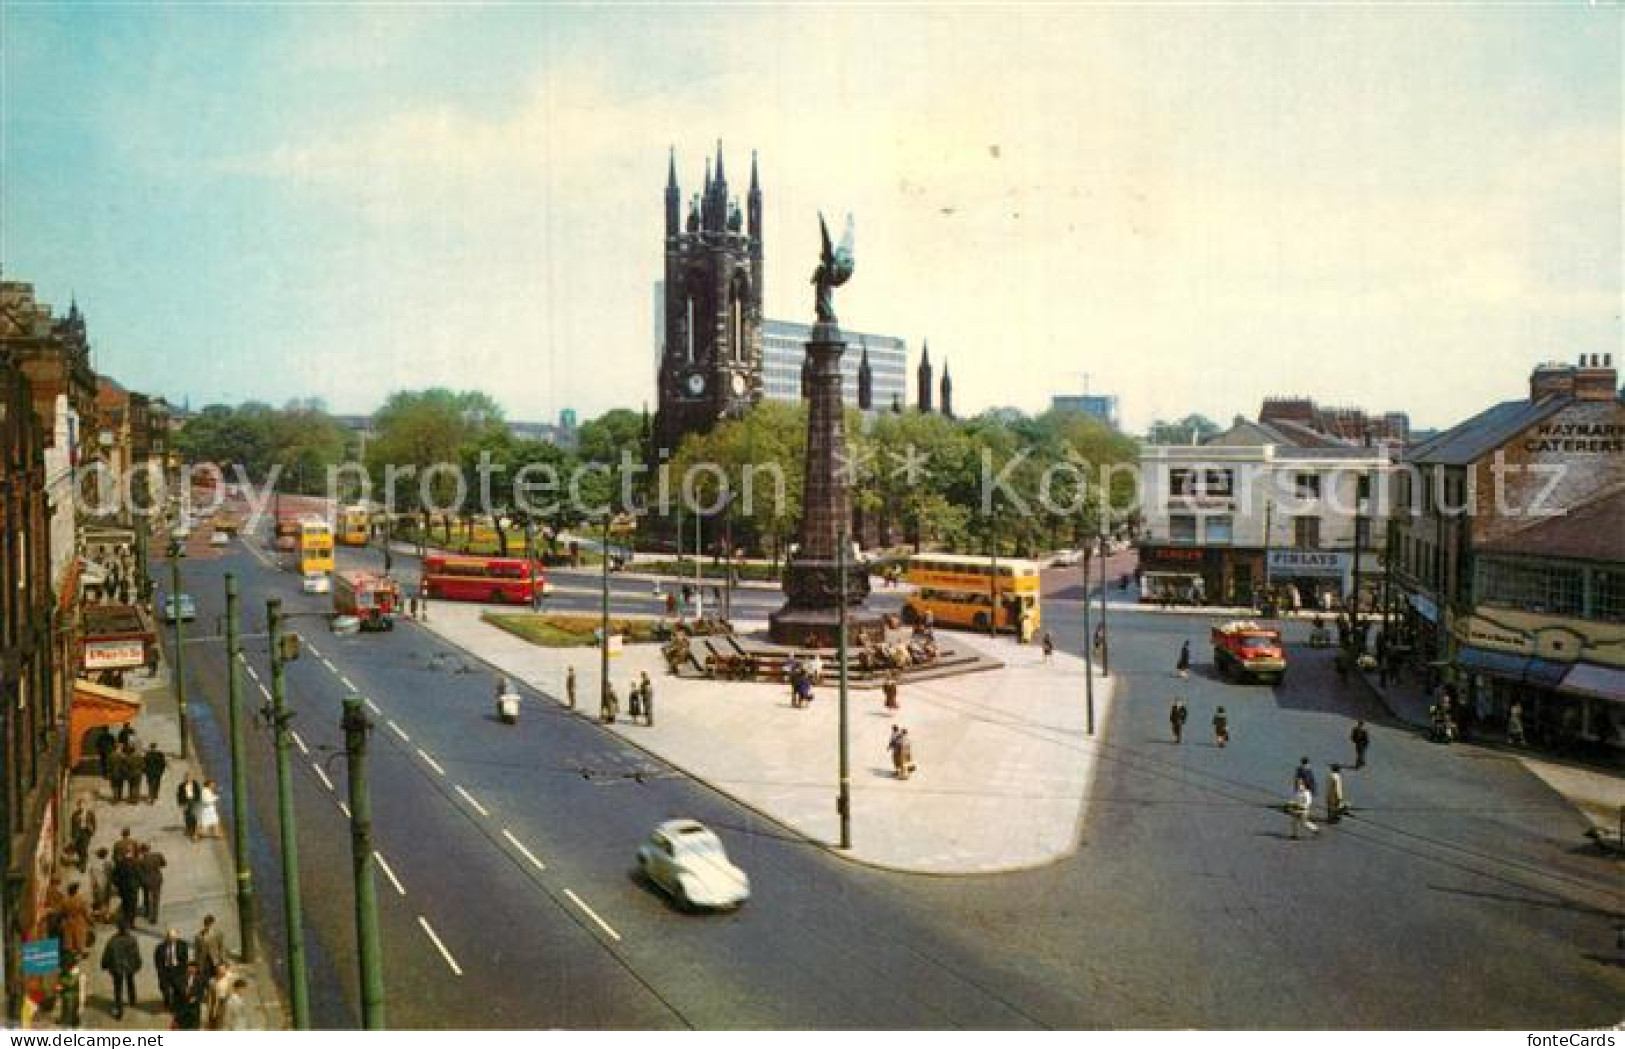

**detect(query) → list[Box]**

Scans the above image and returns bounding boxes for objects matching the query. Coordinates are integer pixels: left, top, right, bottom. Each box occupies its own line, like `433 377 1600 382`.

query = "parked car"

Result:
162 594 197 623
636 819 750 911
302 572 331 595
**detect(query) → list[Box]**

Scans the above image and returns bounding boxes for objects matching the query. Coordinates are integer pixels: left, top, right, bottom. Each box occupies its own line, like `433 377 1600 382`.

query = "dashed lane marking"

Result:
306 641 322 658
290 730 310 756
321 657 339 675
256 682 272 702
501 829 546 871
364 698 381 715
242 663 260 682
417 917 463 976
387 720 409 742
563 889 622 943
454 785 489 817
417 749 446 776
339 675 357 691
374 851 406 896
338 801 351 820
312 764 335 792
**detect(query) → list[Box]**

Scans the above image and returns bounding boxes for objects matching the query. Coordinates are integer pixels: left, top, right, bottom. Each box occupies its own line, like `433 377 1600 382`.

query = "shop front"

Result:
1267 550 1349 613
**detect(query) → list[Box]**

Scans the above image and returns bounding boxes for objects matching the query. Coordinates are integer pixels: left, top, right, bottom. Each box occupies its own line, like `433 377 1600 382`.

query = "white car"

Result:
636 820 750 911
302 572 331 595
210 531 230 547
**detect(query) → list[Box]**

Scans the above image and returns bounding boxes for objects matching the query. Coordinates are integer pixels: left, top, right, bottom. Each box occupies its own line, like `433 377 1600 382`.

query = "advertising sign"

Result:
21 938 60 976
1267 550 1349 579
84 638 147 670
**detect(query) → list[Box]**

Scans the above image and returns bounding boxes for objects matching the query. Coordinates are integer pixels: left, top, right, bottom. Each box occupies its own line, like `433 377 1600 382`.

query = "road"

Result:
161 529 1625 1028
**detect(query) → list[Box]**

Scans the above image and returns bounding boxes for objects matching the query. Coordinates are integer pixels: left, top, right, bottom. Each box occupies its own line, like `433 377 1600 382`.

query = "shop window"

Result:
1594 569 1625 623
1169 515 1197 543
1204 516 1233 545
1292 517 1320 549
1475 559 1583 616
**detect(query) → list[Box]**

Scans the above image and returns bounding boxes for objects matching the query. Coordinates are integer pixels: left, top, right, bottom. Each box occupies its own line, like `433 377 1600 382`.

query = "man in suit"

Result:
153 928 189 1011
112 840 143 926
193 914 227 977
68 797 97 873
138 843 167 923
143 744 168 806
100 922 142 1019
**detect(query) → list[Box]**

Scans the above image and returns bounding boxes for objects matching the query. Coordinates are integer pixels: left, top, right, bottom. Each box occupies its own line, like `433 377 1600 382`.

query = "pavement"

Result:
417 602 1115 874
63 657 286 1031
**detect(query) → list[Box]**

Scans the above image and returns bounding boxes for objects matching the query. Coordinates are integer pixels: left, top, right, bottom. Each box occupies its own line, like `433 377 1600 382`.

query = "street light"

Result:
168 539 190 759
265 596 310 1029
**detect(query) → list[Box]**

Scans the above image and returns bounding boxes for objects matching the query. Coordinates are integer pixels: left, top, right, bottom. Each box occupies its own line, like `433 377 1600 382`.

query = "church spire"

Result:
714 139 726 190
664 146 680 236
917 340 934 413
940 362 954 420
857 340 873 411
747 150 762 246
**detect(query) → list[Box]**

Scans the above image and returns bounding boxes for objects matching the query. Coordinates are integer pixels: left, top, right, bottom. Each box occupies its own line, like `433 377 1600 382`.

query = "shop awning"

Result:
1558 662 1625 704
68 680 142 768
1455 646 1571 687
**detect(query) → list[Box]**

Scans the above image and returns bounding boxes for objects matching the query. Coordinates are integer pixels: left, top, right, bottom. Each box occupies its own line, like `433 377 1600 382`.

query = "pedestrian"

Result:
100 922 142 1019
56 883 92 958
639 672 654 727
601 682 619 724
1293 757 1317 798
143 743 167 805
96 730 116 780
1169 698 1188 743
139 843 167 923
193 914 226 977
117 723 136 750
176 774 202 841
1041 631 1054 661
174 961 206 1030
89 848 114 922
1507 701 1526 746
888 726 914 780
113 843 142 927
220 977 252 1030
1212 706 1229 747
627 678 644 721
1176 640 1191 679
882 673 900 713
69 796 97 873
120 744 143 803
565 666 577 710
1350 720 1370 769
1290 783 1319 839
153 928 189 1012
1326 764 1348 824
198 780 222 839
55 953 86 1028
808 653 825 686
409 595 419 619
205 963 233 1030
108 744 128 804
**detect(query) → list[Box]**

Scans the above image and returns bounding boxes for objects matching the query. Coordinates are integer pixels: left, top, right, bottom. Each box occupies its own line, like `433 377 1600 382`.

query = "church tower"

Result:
940 362 953 419
654 142 764 456
917 341 934 413
857 340 873 411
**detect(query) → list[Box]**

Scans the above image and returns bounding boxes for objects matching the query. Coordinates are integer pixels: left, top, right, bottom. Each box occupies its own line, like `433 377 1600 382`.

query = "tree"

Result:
1147 414 1220 446
368 389 506 537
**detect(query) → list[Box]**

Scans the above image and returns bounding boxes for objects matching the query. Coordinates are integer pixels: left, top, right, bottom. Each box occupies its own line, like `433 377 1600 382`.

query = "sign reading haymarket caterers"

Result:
1267 550 1349 578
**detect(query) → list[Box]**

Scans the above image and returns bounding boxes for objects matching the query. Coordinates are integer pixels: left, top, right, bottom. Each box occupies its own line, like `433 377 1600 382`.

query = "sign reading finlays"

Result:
83 639 146 670
1267 550 1349 577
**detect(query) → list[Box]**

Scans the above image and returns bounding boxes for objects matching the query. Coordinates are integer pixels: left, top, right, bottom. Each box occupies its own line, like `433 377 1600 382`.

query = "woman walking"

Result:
197 781 222 840
1212 706 1229 747
1176 640 1191 679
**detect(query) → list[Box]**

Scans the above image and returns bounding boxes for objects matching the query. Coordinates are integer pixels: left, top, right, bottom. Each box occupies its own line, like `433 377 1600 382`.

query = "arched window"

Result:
685 295 695 363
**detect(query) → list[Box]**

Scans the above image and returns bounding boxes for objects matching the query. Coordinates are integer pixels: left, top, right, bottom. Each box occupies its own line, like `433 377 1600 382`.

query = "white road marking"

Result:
338 801 351 820
374 851 406 896
563 889 622 943
417 917 462 975
454 785 489 817
387 719 409 742
312 764 335 792
242 663 259 682
256 682 272 702
290 730 309 756
306 641 322 658
321 657 339 674
340 675 357 691
364 698 381 715
501 829 546 871
416 748 445 776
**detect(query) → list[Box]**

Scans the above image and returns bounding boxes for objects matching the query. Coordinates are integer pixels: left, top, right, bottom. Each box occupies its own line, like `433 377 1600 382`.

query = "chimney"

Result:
1574 352 1618 403
1529 361 1576 402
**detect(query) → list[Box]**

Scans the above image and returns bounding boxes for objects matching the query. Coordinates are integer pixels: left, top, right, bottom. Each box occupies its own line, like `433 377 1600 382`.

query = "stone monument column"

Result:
770 213 884 647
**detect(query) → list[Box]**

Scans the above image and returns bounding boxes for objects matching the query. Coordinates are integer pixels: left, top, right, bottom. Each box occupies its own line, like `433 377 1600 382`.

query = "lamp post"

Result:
223 574 255 962
1097 530 1110 675
341 695 386 1029
836 530 852 849
168 540 189 759
1082 540 1095 736
266 597 310 1029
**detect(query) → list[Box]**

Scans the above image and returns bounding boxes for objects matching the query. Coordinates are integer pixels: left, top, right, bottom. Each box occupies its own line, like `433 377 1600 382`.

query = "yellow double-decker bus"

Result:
337 505 371 546
902 553 1043 639
297 519 335 576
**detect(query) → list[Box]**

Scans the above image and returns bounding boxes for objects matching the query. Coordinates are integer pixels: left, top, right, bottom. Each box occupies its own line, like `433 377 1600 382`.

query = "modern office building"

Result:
760 318 907 410
1052 393 1120 430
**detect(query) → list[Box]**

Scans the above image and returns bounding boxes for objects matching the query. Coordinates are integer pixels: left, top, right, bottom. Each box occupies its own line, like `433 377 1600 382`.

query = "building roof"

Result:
1405 397 1569 466
1478 485 1625 562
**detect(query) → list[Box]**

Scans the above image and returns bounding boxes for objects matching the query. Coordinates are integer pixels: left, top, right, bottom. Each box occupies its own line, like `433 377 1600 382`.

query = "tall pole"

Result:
223 575 256 963
600 515 611 717
1351 487 1366 647
169 544 189 758
988 519 1000 638
1082 542 1095 736
342 695 386 1030
134 516 150 603
723 513 733 624
266 597 310 1030
693 511 703 619
1097 531 1110 675
837 530 852 849
1262 497 1275 603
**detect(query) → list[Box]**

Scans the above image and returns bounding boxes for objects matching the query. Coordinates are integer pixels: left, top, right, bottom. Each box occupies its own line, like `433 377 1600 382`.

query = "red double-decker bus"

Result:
421 555 541 604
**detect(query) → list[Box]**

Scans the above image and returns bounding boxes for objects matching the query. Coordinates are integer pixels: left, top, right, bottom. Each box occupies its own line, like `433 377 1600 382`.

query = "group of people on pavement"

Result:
94 726 168 806
1167 698 1229 747
887 726 916 779
92 914 252 1029
599 671 655 726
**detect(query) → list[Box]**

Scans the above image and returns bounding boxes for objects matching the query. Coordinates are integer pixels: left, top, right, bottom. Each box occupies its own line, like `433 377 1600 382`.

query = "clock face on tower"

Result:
730 373 746 396
686 372 707 397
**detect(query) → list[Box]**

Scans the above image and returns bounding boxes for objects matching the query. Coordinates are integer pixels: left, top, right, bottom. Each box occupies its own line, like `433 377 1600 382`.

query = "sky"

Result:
2 4 1619 434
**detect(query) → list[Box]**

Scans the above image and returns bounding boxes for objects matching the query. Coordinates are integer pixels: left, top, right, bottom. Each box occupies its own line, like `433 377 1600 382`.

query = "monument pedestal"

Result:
770 559 888 648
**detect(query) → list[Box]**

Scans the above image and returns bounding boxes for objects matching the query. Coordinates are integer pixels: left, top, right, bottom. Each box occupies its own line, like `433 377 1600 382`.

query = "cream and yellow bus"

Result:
336 505 371 546
902 553 1042 639
297 519 335 576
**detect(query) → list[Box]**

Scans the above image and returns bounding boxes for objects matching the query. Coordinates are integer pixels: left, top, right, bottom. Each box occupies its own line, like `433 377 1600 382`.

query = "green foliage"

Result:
1146 413 1220 445
174 400 346 492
